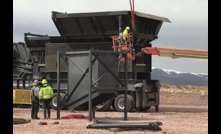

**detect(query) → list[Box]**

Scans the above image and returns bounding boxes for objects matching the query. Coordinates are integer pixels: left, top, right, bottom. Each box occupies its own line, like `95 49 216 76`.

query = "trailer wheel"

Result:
135 106 151 112
111 100 116 111
127 95 134 112
142 106 151 111
50 93 65 110
114 94 133 112
95 100 112 111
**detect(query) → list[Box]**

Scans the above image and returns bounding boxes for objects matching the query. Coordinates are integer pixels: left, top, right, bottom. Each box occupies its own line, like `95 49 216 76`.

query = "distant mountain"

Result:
151 67 208 86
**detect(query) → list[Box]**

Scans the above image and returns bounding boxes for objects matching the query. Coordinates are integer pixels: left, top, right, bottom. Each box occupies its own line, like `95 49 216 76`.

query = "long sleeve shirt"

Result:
39 84 54 99
31 86 40 98
123 29 129 40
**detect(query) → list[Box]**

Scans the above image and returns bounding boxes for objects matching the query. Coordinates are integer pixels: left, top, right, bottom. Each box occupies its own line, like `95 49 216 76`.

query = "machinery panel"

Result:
13 90 31 104
45 42 112 71
66 50 120 110
52 10 170 40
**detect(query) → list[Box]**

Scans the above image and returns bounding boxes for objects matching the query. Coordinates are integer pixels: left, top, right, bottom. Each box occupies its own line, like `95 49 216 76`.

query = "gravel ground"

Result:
13 89 208 134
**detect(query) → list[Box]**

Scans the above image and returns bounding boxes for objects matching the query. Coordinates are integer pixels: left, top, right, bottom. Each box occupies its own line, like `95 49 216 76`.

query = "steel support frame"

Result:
56 50 68 119
56 49 128 121
88 49 128 121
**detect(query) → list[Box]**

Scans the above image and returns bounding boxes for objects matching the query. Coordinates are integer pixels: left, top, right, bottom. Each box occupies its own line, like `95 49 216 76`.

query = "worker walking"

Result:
39 79 54 119
31 80 40 119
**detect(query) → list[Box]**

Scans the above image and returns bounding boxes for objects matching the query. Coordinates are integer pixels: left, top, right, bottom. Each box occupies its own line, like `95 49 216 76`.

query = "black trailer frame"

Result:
13 10 170 113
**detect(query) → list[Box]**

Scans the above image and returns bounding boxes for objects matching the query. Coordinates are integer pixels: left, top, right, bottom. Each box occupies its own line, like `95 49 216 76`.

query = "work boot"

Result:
36 117 40 120
33 117 40 120
44 114 47 119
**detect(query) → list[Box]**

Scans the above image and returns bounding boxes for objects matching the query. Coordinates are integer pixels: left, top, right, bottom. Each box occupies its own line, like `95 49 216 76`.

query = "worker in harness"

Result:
39 79 54 119
122 26 130 45
116 26 130 54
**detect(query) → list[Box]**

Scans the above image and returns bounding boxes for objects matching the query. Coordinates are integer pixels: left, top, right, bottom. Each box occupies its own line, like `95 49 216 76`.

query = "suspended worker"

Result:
39 79 54 119
122 26 130 43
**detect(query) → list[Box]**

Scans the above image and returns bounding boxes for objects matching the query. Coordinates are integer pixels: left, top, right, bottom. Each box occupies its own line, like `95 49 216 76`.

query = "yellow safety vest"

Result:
123 29 129 40
39 84 54 99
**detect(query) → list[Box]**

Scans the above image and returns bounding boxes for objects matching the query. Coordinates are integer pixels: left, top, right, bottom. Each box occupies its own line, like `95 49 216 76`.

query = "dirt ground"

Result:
13 85 208 134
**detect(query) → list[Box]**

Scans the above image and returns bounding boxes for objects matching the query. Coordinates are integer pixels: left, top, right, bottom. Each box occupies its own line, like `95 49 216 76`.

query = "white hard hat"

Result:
32 80 38 86
126 26 130 30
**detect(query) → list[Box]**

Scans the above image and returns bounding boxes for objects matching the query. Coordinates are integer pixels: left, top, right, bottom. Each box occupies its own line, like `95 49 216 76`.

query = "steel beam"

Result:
87 122 162 131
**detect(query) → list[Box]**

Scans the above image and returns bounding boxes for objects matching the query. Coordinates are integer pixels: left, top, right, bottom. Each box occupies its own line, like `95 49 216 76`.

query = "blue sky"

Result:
13 0 208 73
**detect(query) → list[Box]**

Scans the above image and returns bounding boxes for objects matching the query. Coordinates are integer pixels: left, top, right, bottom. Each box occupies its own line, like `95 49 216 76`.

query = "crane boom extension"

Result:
141 47 208 59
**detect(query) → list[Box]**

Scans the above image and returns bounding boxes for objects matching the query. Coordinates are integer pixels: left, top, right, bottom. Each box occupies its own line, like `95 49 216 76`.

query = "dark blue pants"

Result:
42 99 51 119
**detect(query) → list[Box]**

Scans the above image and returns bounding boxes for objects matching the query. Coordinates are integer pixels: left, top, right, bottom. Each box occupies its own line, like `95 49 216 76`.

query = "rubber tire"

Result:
95 100 112 111
111 99 116 111
142 106 151 111
114 94 133 112
127 95 134 112
135 106 151 112
49 93 65 110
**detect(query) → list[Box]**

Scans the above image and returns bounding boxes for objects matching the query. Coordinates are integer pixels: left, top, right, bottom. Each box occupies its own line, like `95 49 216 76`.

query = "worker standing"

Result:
122 26 130 44
31 80 40 119
39 79 54 119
